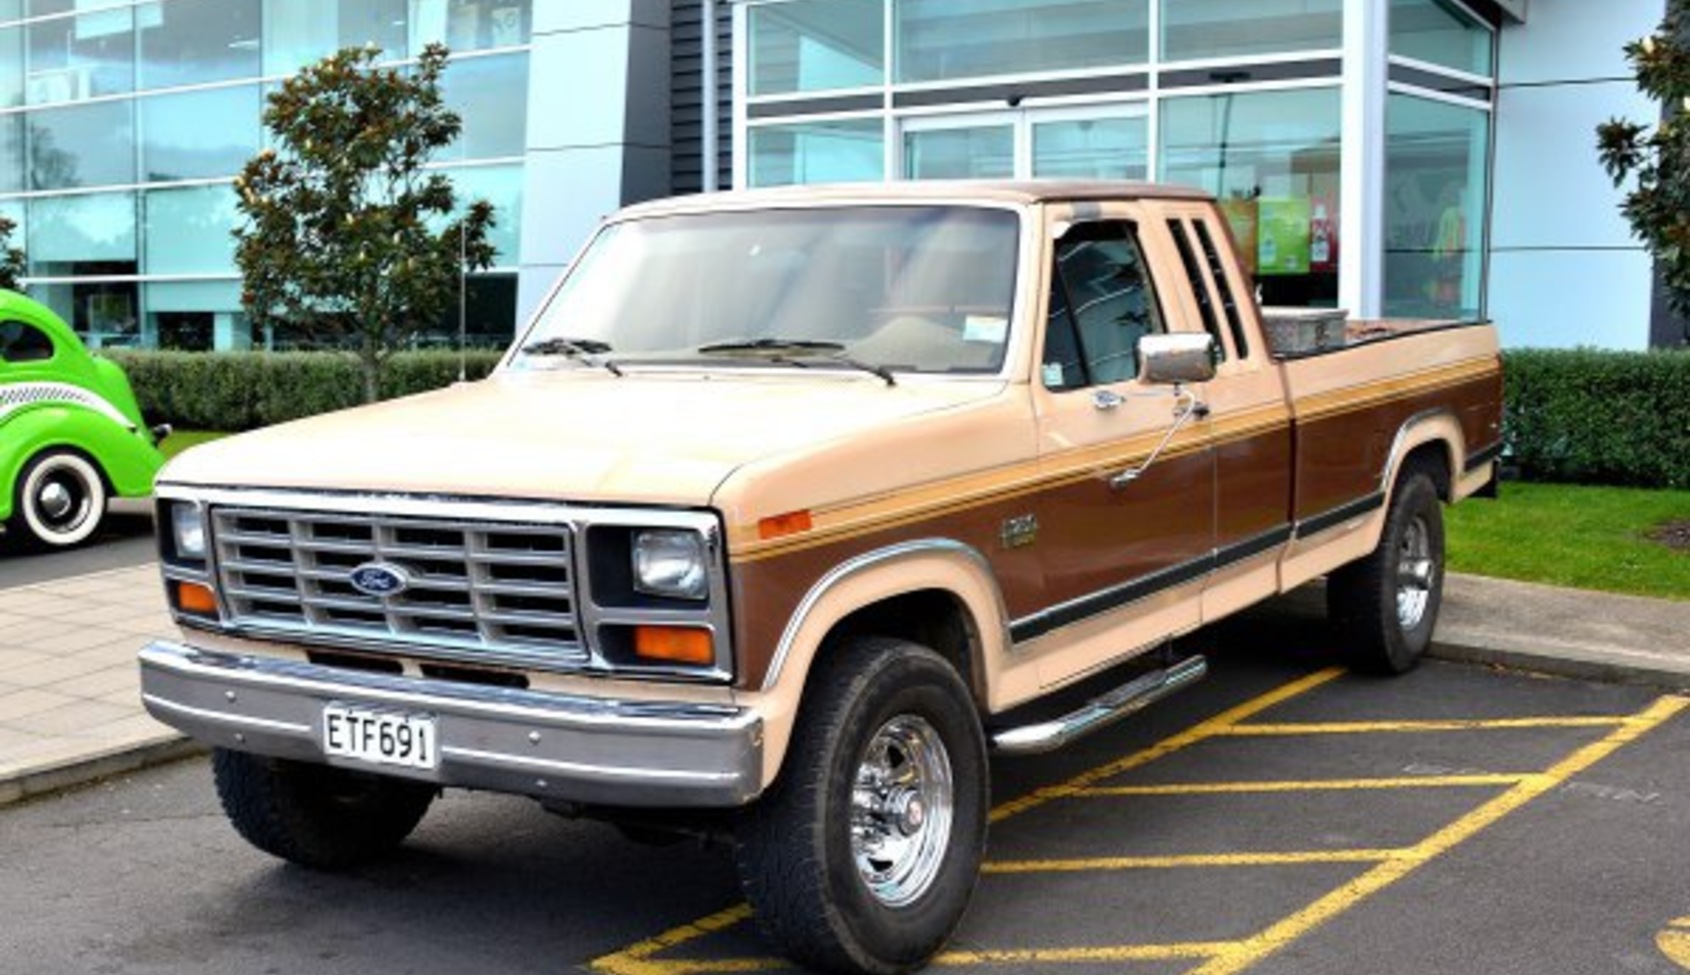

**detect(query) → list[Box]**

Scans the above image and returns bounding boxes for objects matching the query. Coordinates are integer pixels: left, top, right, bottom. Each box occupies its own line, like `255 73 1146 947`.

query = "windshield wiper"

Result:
519 336 623 377
696 338 896 387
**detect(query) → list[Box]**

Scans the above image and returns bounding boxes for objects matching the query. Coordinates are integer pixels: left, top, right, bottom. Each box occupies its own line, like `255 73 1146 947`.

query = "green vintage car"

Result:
0 289 166 548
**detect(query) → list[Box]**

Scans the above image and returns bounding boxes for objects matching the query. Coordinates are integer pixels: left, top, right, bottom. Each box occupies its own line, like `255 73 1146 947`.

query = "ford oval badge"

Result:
349 562 411 598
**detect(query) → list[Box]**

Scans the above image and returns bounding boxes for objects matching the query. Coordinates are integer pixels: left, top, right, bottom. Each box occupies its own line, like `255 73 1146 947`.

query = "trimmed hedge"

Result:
1503 348 1690 489
103 350 504 431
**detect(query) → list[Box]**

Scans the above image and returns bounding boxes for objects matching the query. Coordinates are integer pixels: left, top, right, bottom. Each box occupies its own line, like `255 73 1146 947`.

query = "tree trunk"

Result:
360 351 382 404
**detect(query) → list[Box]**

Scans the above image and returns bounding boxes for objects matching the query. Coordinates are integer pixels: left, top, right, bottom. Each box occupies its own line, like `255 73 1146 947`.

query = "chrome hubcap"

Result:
1396 515 1434 629
38 481 73 520
851 714 953 908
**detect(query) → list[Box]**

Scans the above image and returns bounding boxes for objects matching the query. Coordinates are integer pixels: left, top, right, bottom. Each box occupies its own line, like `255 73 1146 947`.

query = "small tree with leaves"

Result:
1598 0 1690 341
0 215 24 292
235 43 496 401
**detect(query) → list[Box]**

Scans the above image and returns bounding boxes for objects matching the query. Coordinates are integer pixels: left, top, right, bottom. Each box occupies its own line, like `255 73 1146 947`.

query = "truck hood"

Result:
160 370 1006 506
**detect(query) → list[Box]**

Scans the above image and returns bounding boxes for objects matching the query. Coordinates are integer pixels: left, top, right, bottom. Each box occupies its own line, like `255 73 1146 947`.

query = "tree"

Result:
0 215 24 292
234 43 496 401
1597 0 1690 341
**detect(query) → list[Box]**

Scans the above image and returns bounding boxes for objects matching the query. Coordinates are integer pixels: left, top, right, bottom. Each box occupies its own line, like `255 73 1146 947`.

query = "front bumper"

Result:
139 641 764 808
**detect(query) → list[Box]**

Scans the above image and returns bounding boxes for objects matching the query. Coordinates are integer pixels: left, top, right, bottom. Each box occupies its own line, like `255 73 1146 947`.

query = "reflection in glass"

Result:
441 164 522 265
1384 94 1489 320
28 99 135 189
137 0 261 91
750 0 881 95
140 86 261 182
897 0 1148 83
441 53 528 160
143 280 244 351
1161 88 1342 306
265 0 408 74
409 0 532 53
0 113 21 193
28 191 136 274
143 185 239 275
1162 0 1341 62
905 126 1013 180
1033 116 1148 179
750 119 883 187
33 280 139 347
1390 0 1493 76
0 26 19 108
25 7 134 103
423 272 516 347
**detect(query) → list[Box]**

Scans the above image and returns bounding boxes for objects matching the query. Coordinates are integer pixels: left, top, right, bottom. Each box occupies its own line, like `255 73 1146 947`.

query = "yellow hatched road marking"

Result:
1219 716 1628 736
1074 774 1535 796
985 849 1404 874
1186 695 1690 975
933 942 1234 965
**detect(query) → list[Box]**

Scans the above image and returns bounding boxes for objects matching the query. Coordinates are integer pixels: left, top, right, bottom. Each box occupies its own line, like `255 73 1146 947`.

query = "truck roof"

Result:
616 180 1214 220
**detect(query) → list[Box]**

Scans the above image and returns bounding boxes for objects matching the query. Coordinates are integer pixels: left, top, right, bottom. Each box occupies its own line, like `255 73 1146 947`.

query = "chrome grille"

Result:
211 507 585 668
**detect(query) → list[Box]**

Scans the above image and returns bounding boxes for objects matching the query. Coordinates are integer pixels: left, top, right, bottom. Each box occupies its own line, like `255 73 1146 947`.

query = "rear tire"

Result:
734 638 988 975
1327 470 1445 675
212 749 436 871
9 450 106 549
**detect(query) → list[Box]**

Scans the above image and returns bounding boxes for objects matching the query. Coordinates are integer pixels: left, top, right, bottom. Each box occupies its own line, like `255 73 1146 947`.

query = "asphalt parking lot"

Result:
4 635 1688 975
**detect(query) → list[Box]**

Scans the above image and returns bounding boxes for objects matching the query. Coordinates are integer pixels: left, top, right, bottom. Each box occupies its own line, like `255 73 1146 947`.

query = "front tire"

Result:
9 450 107 548
1327 470 1446 674
212 749 436 871
734 638 988 975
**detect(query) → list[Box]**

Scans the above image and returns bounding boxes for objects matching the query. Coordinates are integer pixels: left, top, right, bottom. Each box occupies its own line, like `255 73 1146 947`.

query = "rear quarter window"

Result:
0 320 56 364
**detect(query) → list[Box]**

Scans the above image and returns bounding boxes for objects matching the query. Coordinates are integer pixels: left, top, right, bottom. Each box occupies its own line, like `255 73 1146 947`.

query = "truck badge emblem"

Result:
349 562 411 597
1000 514 1038 550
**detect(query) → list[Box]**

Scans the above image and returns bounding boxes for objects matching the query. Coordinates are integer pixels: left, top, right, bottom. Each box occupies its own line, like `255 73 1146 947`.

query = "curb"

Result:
1429 638 1690 692
0 735 206 809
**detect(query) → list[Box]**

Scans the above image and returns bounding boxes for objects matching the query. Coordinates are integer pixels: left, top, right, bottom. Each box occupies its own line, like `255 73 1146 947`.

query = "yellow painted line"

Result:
1185 694 1690 975
984 849 1404 874
1074 774 1535 796
1658 916 1690 969
1220 716 1629 736
933 942 1234 965
592 904 759 975
988 667 1347 823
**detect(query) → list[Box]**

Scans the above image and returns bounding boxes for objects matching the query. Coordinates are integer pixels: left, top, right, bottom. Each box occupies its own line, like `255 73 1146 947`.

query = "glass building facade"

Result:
0 0 530 350
738 0 1498 321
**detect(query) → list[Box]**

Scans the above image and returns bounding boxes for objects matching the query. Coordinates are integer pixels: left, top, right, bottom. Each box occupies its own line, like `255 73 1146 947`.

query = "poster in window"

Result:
1256 197 1310 277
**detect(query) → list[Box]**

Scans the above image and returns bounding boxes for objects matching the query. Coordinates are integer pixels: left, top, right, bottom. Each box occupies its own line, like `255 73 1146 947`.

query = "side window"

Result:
0 320 55 364
1193 219 1251 359
1042 221 1165 390
1166 218 1229 361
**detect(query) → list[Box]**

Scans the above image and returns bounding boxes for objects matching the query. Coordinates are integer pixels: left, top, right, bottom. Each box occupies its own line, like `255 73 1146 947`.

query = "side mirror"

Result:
1137 333 1217 386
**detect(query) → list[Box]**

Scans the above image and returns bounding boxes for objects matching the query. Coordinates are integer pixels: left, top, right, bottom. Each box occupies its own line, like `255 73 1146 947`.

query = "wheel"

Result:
212 749 436 871
1327 470 1446 675
9 451 107 548
733 638 988 975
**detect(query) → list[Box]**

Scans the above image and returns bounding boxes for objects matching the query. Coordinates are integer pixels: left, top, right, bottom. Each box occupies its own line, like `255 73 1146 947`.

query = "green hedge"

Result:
1503 348 1690 489
103 350 504 431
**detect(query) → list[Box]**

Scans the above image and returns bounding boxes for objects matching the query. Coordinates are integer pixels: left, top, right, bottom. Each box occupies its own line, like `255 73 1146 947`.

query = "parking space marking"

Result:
592 674 1686 975
1658 916 1690 969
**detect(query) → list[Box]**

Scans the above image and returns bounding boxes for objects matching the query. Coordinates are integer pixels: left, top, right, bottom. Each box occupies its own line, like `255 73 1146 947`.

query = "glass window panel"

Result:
143 280 244 350
409 0 531 53
25 7 133 104
266 0 408 75
28 99 135 189
1384 94 1488 320
142 184 238 275
1052 222 1165 385
137 0 261 91
443 164 521 266
1161 87 1341 307
0 199 24 260
28 191 136 277
1033 116 1148 179
1 0 21 22
897 0 1148 84
1390 0 1493 77
0 113 21 192
441 53 527 160
1162 0 1342 62
749 119 883 187
1 26 23 109
422 271 515 347
904 125 1013 179
31 279 138 346
27 0 72 16
141 85 260 182
750 0 882 96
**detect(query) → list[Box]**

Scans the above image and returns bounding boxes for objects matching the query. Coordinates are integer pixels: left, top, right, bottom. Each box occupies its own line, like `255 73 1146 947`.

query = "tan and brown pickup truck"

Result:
139 182 1501 974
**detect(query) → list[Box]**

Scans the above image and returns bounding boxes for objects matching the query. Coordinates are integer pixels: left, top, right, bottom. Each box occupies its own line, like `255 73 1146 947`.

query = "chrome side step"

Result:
990 655 1208 755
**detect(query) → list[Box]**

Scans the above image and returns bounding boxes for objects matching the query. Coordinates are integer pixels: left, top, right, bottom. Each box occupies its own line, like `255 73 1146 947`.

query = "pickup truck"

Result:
139 181 1502 975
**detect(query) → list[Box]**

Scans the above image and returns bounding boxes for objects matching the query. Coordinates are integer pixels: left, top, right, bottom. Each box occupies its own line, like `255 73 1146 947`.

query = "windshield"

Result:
513 205 1021 376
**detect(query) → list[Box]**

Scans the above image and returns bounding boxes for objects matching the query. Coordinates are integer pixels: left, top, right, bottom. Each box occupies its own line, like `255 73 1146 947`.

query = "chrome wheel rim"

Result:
851 714 954 908
1396 514 1434 629
34 471 90 533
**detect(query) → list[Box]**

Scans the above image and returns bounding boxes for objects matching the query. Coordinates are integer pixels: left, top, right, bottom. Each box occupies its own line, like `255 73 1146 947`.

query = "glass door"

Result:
900 103 1149 181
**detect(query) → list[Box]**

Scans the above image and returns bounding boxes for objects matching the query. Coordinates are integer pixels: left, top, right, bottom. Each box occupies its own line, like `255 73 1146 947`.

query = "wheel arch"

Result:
1379 409 1462 503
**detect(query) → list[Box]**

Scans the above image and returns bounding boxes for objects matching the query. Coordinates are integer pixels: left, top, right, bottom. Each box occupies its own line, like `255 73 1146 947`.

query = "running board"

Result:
990 655 1208 755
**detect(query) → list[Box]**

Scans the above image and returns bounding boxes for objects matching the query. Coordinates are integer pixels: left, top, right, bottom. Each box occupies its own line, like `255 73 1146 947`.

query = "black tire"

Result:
212 749 436 871
8 450 107 549
1327 470 1446 675
734 638 988 975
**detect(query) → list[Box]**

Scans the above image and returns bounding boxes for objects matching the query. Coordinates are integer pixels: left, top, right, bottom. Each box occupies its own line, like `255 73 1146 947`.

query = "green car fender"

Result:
0 406 164 522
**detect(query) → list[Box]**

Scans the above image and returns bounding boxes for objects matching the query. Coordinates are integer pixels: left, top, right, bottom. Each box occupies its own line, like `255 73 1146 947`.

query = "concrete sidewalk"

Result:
0 561 1686 807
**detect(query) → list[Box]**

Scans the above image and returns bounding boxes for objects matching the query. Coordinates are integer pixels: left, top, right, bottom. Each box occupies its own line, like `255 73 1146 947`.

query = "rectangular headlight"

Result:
632 529 708 601
170 503 206 561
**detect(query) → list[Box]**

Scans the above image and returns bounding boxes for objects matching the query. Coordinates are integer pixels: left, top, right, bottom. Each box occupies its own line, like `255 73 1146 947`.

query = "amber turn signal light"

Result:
758 509 813 540
632 625 714 665
174 581 217 616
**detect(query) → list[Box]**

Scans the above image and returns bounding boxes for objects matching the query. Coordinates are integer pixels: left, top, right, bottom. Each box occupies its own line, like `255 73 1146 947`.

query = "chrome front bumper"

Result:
138 641 764 808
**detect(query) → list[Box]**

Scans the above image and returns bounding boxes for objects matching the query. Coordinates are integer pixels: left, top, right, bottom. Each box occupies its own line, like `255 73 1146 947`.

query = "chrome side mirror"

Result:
1137 333 1217 386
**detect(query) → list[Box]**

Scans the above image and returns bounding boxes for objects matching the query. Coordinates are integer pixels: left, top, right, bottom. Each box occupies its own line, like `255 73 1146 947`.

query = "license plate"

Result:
323 704 438 771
